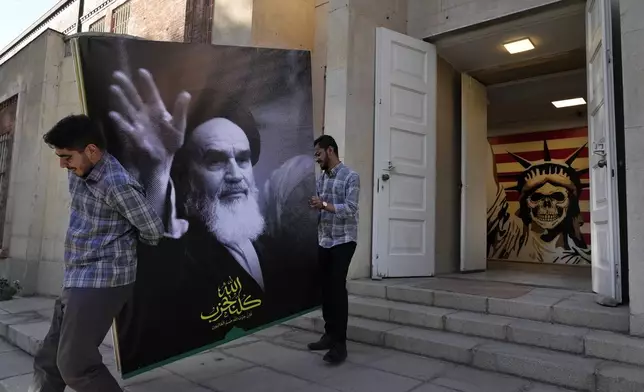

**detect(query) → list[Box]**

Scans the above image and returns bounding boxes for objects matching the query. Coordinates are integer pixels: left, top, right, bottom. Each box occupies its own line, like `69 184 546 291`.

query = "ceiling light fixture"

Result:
503 38 535 54
552 98 587 108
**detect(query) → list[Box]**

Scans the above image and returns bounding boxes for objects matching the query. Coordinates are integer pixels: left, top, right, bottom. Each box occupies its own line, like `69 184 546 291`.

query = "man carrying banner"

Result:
308 134 360 364
30 115 165 392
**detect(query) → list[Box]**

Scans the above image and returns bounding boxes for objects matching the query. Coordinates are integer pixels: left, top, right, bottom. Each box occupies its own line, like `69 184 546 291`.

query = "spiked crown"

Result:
506 140 589 197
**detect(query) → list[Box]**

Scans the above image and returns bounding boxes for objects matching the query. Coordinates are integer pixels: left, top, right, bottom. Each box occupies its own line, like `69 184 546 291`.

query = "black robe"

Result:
115 220 320 374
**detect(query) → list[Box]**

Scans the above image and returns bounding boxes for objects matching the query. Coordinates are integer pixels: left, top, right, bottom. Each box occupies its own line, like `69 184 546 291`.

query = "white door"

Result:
586 0 622 303
460 74 488 272
372 27 437 278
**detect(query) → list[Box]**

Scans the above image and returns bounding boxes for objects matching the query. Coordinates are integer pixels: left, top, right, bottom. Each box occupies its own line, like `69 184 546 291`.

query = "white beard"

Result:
186 188 266 246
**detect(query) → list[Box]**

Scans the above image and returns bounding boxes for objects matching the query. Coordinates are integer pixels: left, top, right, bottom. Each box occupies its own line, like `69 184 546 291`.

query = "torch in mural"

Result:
487 131 591 265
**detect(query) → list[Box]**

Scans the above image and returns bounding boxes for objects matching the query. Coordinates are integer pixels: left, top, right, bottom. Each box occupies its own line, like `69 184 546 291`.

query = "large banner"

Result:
73 36 320 377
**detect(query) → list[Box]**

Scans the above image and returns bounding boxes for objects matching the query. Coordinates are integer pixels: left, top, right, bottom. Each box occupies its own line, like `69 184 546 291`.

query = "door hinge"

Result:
615 268 620 279
379 98 382 104
607 49 612 64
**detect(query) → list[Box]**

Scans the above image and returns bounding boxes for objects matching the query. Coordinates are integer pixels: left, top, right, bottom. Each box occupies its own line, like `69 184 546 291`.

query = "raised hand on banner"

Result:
107 68 191 238
108 68 191 170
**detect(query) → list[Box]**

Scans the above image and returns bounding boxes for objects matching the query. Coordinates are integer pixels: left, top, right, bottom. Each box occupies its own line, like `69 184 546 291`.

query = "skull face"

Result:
527 183 569 230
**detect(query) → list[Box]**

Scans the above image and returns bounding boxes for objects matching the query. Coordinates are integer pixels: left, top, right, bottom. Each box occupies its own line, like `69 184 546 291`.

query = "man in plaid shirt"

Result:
307 135 360 364
29 115 165 392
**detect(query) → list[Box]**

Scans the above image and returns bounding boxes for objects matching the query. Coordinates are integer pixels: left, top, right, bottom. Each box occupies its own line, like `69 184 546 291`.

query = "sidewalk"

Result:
0 297 572 392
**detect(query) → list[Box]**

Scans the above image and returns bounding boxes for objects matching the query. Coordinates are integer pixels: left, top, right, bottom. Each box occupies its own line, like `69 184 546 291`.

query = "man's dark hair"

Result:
43 115 107 151
314 134 339 156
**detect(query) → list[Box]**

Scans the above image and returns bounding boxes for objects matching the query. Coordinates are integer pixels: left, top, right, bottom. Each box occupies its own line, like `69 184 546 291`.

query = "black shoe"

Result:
308 334 333 351
323 344 347 364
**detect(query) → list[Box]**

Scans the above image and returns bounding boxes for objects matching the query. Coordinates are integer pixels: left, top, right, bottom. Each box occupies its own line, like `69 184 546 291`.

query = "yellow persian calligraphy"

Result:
200 276 262 326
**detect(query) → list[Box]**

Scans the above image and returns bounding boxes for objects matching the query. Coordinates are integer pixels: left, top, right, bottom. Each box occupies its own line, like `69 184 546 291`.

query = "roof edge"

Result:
0 0 77 58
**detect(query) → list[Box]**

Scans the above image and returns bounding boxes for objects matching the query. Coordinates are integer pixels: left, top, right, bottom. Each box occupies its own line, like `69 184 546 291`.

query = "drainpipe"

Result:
76 0 85 33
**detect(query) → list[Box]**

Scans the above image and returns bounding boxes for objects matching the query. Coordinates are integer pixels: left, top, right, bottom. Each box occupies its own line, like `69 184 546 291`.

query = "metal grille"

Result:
0 96 18 249
89 17 106 32
111 2 131 35
184 0 214 43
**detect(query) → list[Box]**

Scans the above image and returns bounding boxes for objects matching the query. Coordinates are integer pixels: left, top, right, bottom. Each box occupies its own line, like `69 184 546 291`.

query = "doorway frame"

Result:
368 0 629 303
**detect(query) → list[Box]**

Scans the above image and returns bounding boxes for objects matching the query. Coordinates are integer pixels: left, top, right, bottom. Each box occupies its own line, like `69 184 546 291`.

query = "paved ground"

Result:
0 323 571 392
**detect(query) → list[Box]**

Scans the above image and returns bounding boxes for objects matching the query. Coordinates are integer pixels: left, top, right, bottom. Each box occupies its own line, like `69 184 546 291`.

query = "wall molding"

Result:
80 0 118 23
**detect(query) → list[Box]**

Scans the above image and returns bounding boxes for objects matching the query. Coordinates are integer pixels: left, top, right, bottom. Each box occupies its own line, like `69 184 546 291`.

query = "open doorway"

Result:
481 69 591 291
428 0 625 300
370 0 624 303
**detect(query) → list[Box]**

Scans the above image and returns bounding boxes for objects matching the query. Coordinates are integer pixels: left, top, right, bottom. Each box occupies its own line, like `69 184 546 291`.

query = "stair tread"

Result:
348 280 629 314
348 294 630 338
288 312 644 391
347 281 630 333
304 311 602 364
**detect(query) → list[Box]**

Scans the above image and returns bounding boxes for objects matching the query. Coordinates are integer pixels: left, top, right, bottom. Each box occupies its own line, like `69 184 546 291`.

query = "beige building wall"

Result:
619 0 644 336
38 53 81 296
252 0 316 50
0 31 74 296
341 0 407 278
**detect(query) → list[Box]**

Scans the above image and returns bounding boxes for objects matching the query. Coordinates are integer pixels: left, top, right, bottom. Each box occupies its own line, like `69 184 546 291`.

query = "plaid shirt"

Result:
316 162 360 248
64 153 164 288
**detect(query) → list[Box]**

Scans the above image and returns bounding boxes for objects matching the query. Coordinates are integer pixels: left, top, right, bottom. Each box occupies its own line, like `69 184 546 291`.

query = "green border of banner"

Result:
121 306 320 379
69 36 321 380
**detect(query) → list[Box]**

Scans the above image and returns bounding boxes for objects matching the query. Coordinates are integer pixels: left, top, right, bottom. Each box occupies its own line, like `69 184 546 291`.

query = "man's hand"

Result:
309 196 324 210
108 68 191 174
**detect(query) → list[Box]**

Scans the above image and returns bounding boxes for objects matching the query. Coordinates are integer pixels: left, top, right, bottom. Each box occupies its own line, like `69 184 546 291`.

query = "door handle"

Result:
596 158 607 168
383 161 395 172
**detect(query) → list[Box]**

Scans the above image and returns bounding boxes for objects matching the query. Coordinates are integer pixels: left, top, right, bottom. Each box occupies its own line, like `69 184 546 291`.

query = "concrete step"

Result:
0 296 114 358
347 295 644 368
347 280 630 333
285 311 644 392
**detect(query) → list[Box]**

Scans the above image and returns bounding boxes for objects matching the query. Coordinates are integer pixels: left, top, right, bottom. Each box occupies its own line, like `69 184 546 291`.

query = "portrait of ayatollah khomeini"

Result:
112 83 319 368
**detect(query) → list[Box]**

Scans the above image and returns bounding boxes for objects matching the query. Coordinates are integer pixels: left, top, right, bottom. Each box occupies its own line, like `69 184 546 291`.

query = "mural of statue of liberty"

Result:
486 140 591 265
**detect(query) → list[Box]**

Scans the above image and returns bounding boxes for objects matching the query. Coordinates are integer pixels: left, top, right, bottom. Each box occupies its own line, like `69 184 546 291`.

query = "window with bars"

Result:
111 2 131 35
184 0 214 43
0 96 18 249
89 17 106 32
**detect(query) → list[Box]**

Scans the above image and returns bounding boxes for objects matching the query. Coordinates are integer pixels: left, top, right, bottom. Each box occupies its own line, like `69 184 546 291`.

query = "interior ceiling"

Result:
430 1 586 86
486 69 587 131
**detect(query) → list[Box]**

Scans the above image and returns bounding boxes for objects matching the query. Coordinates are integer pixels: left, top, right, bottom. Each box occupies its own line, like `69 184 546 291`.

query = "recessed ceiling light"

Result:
552 98 587 108
503 38 535 54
